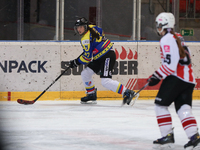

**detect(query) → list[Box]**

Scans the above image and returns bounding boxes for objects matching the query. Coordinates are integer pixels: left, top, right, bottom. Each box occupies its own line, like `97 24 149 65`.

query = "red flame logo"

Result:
115 46 137 60
120 46 127 60
127 49 133 59
134 51 137 59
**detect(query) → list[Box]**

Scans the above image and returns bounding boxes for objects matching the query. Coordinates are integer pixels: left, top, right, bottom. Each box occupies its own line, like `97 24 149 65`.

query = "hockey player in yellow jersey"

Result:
69 17 134 104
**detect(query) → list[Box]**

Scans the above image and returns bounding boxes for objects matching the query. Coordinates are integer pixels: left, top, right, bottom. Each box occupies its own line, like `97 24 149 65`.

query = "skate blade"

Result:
130 93 139 106
152 143 174 150
185 142 200 150
80 101 97 104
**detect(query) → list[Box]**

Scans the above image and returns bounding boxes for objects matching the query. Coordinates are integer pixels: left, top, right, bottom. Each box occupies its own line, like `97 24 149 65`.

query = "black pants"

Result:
155 75 195 112
87 50 116 78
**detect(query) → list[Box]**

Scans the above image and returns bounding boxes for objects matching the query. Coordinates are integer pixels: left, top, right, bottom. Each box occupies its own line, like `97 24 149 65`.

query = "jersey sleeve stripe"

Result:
103 40 111 49
162 65 171 75
163 65 175 75
163 65 175 73
101 39 109 48
82 55 92 61
79 55 91 64
159 67 169 76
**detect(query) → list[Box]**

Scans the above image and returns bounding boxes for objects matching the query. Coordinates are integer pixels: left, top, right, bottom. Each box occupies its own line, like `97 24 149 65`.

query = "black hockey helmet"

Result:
74 17 89 35
75 17 88 26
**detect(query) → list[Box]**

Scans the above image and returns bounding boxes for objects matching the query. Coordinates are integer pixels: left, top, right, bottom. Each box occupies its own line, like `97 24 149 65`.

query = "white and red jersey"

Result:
156 32 195 84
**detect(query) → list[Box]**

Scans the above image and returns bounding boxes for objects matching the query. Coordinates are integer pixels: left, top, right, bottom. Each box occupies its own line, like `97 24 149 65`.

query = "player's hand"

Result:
69 59 78 68
148 71 162 86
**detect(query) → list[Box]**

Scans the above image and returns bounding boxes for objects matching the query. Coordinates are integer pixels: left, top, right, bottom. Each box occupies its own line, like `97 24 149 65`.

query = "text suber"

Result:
61 61 138 75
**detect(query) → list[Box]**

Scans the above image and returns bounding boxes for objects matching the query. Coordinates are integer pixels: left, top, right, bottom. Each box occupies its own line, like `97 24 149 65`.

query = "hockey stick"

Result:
122 82 149 106
17 67 70 105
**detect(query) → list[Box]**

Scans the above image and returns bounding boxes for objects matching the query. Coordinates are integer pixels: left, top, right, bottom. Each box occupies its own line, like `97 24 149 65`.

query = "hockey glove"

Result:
69 59 80 68
148 71 162 86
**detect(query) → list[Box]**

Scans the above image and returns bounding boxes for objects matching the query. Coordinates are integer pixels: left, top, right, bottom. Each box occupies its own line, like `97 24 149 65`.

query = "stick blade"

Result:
17 99 35 105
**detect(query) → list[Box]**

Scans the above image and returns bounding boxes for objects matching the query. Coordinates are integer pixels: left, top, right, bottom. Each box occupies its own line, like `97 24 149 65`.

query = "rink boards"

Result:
0 41 199 101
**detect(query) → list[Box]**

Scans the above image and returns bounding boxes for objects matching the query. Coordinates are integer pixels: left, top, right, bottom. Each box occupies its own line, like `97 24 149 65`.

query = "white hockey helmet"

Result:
155 12 175 34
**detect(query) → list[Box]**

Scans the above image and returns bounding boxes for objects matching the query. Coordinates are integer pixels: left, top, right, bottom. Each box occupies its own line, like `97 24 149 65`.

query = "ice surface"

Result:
0 100 200 150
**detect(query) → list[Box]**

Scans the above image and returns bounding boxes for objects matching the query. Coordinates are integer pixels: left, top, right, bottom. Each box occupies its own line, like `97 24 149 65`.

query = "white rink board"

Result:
0 42 199 92
0 42 61 92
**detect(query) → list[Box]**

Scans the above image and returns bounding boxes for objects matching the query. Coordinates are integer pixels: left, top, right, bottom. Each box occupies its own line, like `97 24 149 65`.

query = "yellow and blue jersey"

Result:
77 25 113 65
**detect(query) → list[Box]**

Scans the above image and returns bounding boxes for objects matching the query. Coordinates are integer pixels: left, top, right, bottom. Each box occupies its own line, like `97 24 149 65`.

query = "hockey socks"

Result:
155 104 173 137
101 78 126 95
177 104 198 139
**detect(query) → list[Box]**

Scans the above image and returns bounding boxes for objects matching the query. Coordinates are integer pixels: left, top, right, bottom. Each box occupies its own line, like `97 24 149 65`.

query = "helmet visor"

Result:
74 25 87 36
156 22 168 29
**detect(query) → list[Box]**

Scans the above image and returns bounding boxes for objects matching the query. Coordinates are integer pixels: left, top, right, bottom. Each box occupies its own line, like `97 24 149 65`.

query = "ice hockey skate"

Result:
152 133 175 150
184 133 200 150
122 89 135 105
80 89 97 104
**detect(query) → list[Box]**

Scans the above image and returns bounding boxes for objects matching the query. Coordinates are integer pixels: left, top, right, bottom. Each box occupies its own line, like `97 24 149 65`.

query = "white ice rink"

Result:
0 100 200 150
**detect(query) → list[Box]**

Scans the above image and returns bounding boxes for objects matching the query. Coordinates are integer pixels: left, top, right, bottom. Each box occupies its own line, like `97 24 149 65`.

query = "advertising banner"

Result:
0 42 199 101
0 42 61 92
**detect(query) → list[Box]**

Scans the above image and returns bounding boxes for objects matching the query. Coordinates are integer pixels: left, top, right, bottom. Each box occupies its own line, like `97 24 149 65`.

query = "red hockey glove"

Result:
148 71 162 86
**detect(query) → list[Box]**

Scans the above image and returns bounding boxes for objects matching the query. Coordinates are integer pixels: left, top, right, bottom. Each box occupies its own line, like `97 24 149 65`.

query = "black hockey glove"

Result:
69 59 80 68
148 71 162 86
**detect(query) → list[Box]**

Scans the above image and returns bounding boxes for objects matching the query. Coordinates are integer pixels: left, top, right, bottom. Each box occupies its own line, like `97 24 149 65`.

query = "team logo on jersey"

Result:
82 40 89 45
85 81 92 86
93 48 99 54
164 45 170 52
84 45 88 51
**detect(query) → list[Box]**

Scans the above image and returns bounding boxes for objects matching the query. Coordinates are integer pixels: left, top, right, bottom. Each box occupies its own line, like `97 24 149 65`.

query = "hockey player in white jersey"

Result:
148 12 200 149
